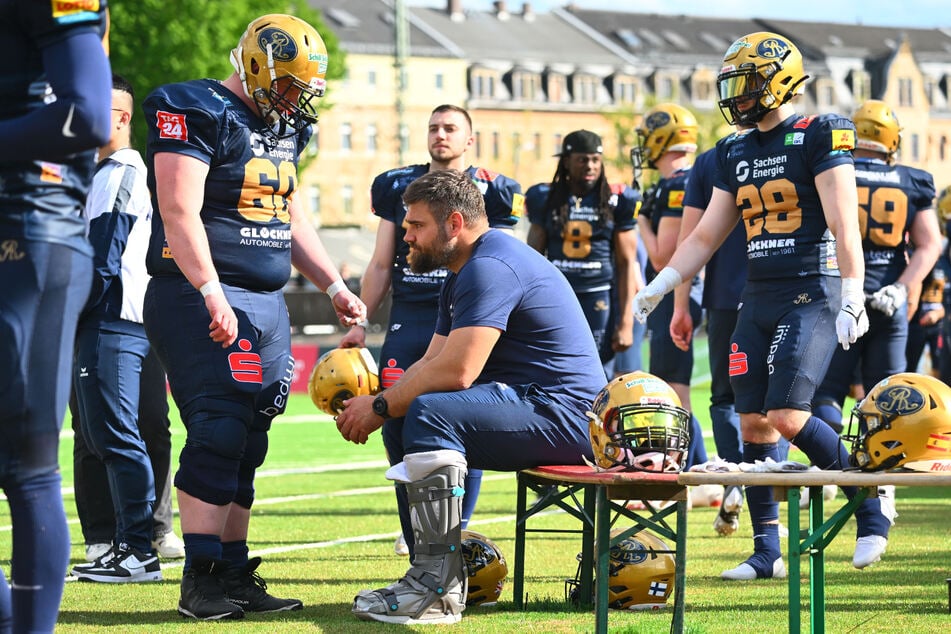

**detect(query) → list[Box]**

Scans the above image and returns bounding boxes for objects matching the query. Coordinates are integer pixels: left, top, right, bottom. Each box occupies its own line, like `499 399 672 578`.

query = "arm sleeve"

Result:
0 32 111 160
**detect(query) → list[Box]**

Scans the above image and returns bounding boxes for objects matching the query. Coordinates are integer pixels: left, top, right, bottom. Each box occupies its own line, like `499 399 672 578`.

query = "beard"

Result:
407 226 455 273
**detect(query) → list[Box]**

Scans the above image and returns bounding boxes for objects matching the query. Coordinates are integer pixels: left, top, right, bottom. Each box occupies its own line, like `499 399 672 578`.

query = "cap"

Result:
556 129 603 156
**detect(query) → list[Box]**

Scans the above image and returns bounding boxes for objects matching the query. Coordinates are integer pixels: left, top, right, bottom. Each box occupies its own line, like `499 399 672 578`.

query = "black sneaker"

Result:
71 544 162 583
178 557 244 621
222 556 303 613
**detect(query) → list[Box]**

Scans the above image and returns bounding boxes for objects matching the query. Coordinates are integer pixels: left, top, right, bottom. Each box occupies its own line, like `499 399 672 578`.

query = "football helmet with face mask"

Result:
230 14 328 139
852 99 901 158
630 103 698 179
566 529 675 610
845 372 951 471
588 371 690 473
717 32 808 126
308 348 380 416
461 530 507 607
937 185 951 223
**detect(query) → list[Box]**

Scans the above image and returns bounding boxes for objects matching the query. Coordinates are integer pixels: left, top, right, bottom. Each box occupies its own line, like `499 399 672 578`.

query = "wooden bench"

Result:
511 465 689 634
678 470 951 634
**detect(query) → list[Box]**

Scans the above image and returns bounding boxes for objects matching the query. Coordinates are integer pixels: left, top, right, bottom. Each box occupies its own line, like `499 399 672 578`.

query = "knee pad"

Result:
234 430 269 508
175 412 249 505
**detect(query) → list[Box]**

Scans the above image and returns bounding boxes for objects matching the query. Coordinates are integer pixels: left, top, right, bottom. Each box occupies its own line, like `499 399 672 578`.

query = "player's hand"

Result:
868 283 907 317
669 307 693 352
204 293 238 347
334 395 383 445
634 267 682 324
331 288 367 327
836 278 869 351
339 325 367 349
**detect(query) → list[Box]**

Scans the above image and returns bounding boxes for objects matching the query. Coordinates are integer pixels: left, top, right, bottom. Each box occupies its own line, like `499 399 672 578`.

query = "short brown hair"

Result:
402 169 486 225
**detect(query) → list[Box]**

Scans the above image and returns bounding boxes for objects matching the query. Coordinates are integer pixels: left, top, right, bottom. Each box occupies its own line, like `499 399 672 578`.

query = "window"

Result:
910 132 920 162
366 123 378 153
308 185 321 224
435 73 444 90
340 122 352 152
512 71 540 101
534 132 542 160
850 70 871 103
341 185 353 217
474 130 482 159
899 77 914 107
471 68 498 99
571 74 599 104
306 128 320 156
553 133 562 156
940 135 948 162
368 70 377 87
492 131 500 160
546 72 566 103
612 75 639 105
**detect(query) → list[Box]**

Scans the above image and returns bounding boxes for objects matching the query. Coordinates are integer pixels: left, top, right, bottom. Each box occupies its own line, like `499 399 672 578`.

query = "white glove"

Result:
836 277 869 350
634 267 682 323
868 282 907 317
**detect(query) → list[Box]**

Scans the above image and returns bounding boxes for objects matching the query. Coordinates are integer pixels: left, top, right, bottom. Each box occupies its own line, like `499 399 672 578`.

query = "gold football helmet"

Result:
230 14 328 138
937 185 951 223
308 348 380 416
461 530 507 607
630 103 698 175
845 372 951 471
588 371 690 473
717 32 808 125
566 529 675 610
852 99 901 158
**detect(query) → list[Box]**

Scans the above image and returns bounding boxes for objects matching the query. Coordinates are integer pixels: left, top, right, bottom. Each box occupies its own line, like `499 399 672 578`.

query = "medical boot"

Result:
353 450 468 624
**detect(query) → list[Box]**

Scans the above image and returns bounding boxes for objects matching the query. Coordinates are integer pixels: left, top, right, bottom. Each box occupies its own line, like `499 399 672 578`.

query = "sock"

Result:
743 442 782 576
461 469 482 529
183 533 222 571
221 540 249 569
6 471 70 633
0 567 9 633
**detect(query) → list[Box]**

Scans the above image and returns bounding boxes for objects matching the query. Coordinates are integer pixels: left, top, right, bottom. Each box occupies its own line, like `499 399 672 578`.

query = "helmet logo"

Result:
610 537 650 565
875 385 925 416
257 28 298 61
756 38 789 59
645 111 671 131
725 40 752 57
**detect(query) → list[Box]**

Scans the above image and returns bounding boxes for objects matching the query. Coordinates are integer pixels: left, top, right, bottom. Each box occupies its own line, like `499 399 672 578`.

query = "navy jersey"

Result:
642 168 690 281
143 79 310 292
854 157 935 292
0 0 108 251
436 230 604 413
371 164 522 305
714 113 856 282
525 182 640 293
685 146 747 310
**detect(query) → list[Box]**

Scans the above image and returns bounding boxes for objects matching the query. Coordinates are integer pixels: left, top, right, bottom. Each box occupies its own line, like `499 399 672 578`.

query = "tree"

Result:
108 0 345 151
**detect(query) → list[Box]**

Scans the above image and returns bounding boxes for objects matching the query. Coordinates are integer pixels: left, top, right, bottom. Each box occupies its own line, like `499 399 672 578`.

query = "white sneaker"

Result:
85 542 112 563
721 557 787 580
713 486 743 536
394 533 410 557
153 532 185 559
877 485 898 526
799 484 838 508
72 544 162 583
853 535 887 569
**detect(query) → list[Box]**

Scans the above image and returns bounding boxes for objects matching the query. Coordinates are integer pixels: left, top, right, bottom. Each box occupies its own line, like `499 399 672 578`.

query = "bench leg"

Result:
513 471 528 609
594 486 610 634
671 498 687 634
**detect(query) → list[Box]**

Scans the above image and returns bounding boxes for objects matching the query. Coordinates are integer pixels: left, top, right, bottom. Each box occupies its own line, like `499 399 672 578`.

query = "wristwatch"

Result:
372 394 390 418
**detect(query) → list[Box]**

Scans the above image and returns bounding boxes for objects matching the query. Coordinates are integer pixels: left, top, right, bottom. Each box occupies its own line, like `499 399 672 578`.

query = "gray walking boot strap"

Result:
406 482 464 556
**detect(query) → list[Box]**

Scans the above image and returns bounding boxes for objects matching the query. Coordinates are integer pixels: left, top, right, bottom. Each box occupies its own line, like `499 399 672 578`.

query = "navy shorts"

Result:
731 277 839 414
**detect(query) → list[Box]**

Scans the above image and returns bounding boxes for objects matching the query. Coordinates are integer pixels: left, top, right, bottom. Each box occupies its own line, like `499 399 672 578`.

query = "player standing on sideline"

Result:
143 14 365 620
70 73 163 583
632 104 708 468
335 169 605 625
339 104 522 558
0 0 111 629
635 32 894 579
813 99 940 435
526 129 640 379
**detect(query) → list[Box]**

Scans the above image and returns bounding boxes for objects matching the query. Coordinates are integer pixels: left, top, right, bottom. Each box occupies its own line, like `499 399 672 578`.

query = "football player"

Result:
142 14 365 620
635 32 894 579
338 104 523 557
526 129 641 380
631 104 708 469
0 1 111 629
814 99 941 434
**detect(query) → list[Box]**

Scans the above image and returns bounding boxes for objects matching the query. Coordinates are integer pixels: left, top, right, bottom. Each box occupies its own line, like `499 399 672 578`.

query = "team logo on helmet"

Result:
875 385 925 417
757 37 789 59
257 28 297 61
645 111 671 131
611 537 650 566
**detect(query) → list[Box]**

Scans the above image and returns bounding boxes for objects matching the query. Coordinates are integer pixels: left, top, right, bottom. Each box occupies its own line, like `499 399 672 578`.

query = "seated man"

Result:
335 168 605 624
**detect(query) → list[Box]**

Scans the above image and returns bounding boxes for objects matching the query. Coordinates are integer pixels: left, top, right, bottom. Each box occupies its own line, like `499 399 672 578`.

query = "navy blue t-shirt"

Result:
435 230 604 414
143 79 310 291
372 165 522 305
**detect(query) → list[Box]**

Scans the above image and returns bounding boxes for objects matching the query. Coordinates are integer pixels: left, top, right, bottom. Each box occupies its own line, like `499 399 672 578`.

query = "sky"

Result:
409 0 951 29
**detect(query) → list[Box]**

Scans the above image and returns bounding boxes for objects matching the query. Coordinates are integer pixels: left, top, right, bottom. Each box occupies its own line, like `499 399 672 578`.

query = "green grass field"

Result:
6 349 951 632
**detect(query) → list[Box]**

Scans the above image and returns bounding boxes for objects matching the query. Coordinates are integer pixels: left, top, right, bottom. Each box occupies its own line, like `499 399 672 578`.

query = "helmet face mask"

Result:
844 372 951 471
461 530 507 607
717 32 807 125
566 530 675 610
231 14 328 139
307 348 380 416
852 99 901 158
588 371 690 473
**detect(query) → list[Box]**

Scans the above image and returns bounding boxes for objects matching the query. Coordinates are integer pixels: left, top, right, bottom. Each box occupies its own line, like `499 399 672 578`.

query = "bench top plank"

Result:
678 470 951 487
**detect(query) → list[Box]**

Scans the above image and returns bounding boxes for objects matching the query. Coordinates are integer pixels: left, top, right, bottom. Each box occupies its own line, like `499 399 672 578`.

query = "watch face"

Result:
373 395 387 415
